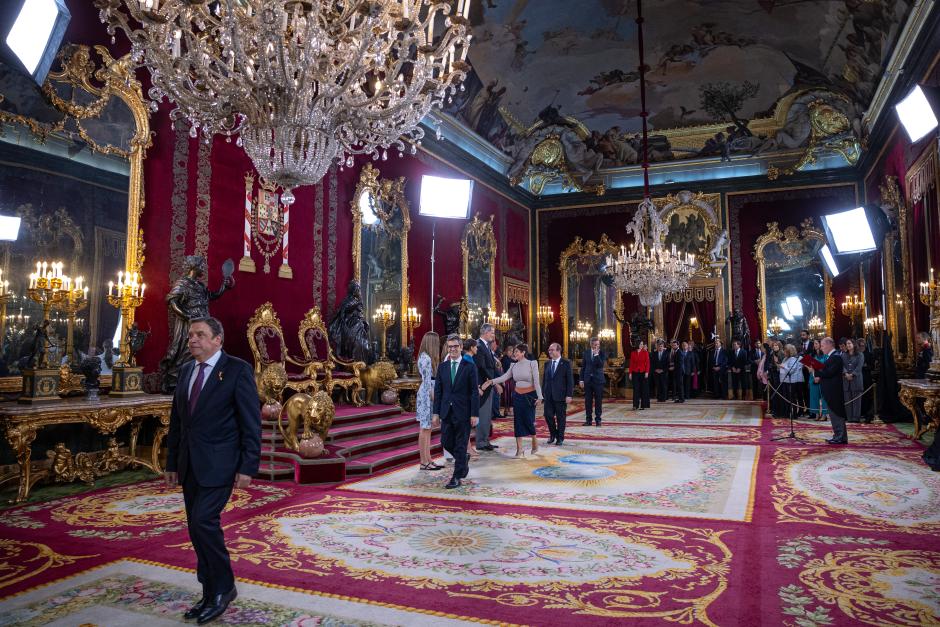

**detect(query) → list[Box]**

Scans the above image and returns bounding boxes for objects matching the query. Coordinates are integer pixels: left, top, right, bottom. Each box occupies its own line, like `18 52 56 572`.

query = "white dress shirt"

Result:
188 349 222 399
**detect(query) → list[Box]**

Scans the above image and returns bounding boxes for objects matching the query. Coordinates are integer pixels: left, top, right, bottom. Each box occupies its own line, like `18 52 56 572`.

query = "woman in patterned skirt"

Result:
416 332 442 471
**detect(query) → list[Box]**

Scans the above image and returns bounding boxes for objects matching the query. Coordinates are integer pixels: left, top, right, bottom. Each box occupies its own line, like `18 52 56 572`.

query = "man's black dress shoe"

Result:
196 587 237 624
594 422 601 427
476 445 495 451
490 443 499 448
547 437 556 445
583 421 592 426
555 440 564 446
184 590 210 620
445 477 461 489
825 438 848 445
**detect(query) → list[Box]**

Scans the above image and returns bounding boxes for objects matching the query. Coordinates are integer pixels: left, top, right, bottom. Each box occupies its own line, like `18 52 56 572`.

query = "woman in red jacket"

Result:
629 340 651 410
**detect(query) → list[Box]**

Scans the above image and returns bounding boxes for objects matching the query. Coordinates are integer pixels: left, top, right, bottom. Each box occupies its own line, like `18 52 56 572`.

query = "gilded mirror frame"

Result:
461 215 497 325
879 175 915 363
0 45 151 392
350 163 410 344
559 234 624 360
753 219 832 339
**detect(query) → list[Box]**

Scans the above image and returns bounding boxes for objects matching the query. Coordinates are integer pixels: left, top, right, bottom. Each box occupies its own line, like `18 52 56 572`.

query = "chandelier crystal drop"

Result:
606 197 696 307
96 0 475 203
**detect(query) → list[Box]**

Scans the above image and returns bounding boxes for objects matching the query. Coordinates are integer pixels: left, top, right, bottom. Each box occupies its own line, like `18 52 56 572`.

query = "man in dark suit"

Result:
580 337 606 426
434 334 480 488
165 317 261 625
813 336 848 444
652 340 670 402
709 339 729 400
472 324 499 451
730 340 748 400
672 340 686 403
542 342 574 445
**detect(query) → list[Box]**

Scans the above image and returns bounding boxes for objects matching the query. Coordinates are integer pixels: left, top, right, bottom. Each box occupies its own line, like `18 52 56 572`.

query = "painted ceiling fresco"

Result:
445 0 913 182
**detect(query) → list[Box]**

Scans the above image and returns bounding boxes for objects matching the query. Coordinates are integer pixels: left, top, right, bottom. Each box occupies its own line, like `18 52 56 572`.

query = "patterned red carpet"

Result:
2 400 938 626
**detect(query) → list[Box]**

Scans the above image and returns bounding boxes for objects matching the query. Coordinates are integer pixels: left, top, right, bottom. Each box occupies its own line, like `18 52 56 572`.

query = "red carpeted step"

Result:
334 424 441 460
330 404 402 427
328 414 419 442
345 433 446 476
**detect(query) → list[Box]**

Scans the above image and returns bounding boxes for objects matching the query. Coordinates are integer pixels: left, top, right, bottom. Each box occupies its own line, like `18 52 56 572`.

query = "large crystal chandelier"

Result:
96 0 474 204
605 0 695 307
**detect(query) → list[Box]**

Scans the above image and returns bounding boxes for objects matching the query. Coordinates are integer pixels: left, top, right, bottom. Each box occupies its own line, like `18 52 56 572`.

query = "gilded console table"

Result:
0 395 173 503
898 379 940 440
389 377 421 412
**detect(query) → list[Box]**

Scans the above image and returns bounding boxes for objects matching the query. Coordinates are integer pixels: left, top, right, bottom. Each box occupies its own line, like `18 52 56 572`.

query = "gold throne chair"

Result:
247 303 317 395
298 306 366 407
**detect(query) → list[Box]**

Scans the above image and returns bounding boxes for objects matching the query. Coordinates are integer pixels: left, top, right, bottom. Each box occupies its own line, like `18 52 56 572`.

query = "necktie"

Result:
551 360 557 376
189 362 208 414
450 359 457 383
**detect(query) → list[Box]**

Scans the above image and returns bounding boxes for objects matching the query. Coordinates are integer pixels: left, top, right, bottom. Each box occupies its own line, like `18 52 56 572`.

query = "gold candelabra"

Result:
537 304 554 357
807 315 825 338
27 262 71 369
841 293 865 335
688 315 699 341
768 316 784 338
495 310 511 334
107 271 146 367
919 267 940 380
403 306 421 347
59 276 89 366
372 304 396 361
0 269 11 352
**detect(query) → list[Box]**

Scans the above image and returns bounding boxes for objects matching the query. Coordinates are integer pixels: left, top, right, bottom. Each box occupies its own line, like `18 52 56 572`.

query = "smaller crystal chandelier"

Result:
604 0 695 307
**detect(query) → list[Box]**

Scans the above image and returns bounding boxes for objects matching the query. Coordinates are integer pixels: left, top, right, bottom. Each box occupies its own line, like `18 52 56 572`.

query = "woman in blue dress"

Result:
416 332 442 471
807 339 829 421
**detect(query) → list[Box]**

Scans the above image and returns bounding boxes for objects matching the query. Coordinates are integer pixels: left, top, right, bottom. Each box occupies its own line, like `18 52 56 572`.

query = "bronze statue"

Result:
328 280 372 364
158 256 234 392
126 322 150 367
433 294 462 336
27 319 55 369
727 309 750 346
80 350 102 399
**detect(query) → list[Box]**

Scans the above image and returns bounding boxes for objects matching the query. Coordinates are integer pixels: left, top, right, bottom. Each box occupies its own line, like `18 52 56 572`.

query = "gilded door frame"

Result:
753 219 832 339
558 234 624 360
461 215 497 314
879 175 915 364
0 45 151 391
350 163 410 343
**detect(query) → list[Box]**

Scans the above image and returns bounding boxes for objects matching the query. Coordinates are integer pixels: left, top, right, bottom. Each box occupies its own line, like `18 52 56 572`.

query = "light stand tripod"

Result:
771 357 807 443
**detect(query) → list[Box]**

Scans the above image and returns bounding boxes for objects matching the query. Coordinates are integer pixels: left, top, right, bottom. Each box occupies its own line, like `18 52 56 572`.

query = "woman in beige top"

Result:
482 344 542 457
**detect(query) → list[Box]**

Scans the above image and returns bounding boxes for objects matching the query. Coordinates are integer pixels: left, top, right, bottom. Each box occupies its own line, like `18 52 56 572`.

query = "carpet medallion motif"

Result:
776 536 940 626
344 437 758 521
2 481 292 540
772 448 940 533
220 496 732 623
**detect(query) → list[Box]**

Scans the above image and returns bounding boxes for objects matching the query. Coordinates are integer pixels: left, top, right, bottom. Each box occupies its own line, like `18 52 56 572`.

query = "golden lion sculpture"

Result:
360 361 397 405
278 390 335 452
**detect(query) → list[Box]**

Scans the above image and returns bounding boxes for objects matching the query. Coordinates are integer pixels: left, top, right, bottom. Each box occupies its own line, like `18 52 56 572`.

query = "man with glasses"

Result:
433 334 480 489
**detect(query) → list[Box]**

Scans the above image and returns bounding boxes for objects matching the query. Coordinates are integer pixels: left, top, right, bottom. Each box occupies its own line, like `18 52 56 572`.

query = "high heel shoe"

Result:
514 451 524 458
530 447 539 455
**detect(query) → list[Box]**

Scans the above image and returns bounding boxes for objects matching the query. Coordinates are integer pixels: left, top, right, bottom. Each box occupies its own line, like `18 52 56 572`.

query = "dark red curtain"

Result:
662 300 688 342
694 300 717 344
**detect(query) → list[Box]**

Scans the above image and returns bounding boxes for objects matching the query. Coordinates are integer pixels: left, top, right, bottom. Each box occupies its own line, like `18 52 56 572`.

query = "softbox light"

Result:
4 0 71 86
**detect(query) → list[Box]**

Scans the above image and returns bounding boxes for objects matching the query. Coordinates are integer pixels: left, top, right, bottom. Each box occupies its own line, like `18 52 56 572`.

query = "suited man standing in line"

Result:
580 337 606 426
434 334 480 488
671 339 686 403
165 317 261 625
472 324 500 451
750 340 765 398
709 339 729 400
542 342 574 445
680 340 696 402
652 339 671 402
730 340 748 400
813 336 848 444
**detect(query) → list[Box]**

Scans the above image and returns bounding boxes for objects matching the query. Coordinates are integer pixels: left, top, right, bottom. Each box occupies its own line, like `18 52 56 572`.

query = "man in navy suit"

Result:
652 339 671 402
709 339 729 400
165 317 260 624
542 342 574 445
813 336 848 444
433 334 480 489
473 324 499 451
580 337 607 426
730 340 749 400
